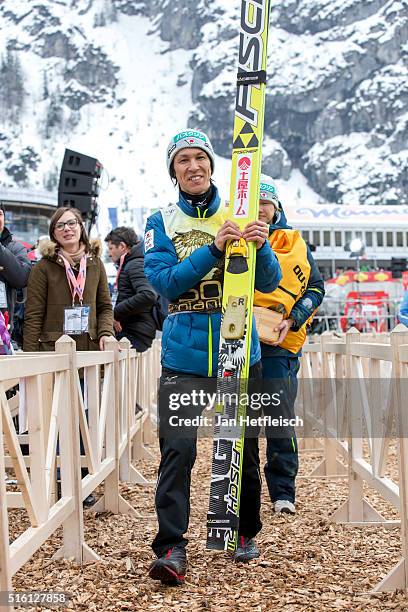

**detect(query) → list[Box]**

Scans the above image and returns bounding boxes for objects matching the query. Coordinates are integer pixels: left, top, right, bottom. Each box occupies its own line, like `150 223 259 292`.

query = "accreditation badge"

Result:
64 305 90 335
0 281 7 309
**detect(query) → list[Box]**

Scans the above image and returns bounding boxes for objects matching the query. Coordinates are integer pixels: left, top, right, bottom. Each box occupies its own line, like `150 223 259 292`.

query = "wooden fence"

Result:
3 326 408 599
298 325 408 592
0 336 161 606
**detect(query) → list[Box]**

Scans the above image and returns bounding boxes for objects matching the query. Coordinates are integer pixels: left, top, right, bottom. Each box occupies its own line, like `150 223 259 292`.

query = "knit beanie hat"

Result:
166 129 215 177
259 174 281 209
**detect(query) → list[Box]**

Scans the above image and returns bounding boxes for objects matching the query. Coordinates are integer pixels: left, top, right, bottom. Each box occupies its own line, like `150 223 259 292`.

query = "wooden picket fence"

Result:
0 336 161 606
298 325 408 592
3 326 408 600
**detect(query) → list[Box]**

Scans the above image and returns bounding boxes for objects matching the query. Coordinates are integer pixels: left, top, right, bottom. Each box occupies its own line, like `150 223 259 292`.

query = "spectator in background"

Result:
254 175 325 515
24 207 113 352
105 226 157 352
23 207 113 507
0 202 31 337
399 290 408 326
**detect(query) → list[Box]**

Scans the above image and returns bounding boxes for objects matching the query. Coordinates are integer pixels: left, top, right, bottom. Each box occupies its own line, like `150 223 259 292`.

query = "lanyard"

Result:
114 254 127 290
60 253 87 306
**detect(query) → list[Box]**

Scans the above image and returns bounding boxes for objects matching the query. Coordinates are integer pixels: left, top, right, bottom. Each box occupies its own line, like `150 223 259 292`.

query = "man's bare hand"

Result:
270 319 294 346
214 221 242 251
113 320 122 333
242 220 269 250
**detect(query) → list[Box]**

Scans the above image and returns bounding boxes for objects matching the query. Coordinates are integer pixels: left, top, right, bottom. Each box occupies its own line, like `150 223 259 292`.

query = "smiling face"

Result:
52 210 82 251
172 147 212 195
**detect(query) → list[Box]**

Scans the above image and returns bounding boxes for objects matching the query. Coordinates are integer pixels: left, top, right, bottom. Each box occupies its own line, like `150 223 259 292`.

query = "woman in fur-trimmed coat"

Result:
23 207 113 352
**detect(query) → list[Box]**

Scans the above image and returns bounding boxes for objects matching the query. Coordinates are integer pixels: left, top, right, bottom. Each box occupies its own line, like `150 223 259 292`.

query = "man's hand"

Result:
270 318 294 346
113 320 122 333
242 220 269 250
214 221 242 251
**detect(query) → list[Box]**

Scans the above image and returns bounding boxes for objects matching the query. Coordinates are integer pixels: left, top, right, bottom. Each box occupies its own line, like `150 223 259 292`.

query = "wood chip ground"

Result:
9 439 408 611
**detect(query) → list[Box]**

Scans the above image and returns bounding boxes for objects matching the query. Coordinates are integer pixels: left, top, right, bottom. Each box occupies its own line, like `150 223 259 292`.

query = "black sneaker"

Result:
83 493 96 508
149 546 187 585
234 536 260 563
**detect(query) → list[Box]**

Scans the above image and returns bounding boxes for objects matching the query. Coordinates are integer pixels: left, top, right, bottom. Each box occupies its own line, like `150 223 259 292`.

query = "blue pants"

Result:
261 355 299 504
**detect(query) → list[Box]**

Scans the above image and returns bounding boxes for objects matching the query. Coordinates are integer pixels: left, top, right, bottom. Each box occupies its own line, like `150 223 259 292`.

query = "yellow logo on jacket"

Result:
161 202 228 313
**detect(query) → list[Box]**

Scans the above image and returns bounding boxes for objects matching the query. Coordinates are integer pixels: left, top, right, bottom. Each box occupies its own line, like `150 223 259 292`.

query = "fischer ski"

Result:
206 0 271 552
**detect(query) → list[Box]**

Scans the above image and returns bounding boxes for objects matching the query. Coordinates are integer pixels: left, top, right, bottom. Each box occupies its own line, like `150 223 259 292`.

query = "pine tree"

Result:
44 166 59 192
94 11 106 27
0 49 26 123
44 88 63 139
42 71 49 100
107 0 118 22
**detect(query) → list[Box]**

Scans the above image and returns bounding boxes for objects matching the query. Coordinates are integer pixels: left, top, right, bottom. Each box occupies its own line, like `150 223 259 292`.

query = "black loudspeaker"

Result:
61 149 102 177
58 195 98 215
59 171 99 196
58 149 103 228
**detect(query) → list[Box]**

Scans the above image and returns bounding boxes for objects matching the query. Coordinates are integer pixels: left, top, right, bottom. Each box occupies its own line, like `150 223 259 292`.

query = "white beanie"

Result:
166 129 215 177
259 173 281 209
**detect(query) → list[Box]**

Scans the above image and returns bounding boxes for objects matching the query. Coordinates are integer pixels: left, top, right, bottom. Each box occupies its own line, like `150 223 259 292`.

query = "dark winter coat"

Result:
0 227 31 330
114 242 157 351
23 239 113 352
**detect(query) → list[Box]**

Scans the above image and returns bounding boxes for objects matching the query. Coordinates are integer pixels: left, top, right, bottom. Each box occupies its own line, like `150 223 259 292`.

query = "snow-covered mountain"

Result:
0 0 407 232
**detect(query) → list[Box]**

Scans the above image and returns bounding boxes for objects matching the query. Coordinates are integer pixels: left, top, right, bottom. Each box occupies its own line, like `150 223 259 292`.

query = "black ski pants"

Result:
152 361 263 557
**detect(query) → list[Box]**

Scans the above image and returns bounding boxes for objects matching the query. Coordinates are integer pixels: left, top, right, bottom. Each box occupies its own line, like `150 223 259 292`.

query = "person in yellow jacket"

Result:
254 174 325 514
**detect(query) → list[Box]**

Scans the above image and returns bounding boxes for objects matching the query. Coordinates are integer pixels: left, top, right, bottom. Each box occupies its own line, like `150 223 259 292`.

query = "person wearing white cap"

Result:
143 130 282 584
254 174 325 515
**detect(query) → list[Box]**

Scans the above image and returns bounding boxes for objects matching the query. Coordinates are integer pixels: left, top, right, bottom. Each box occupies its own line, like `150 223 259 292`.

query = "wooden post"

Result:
26 375 48 524
393 325 408 582
308 333 345 477
119 338 131 482
86 365 101 471
373 324 408 591
94 338 154 516
321 332 339 475
0 397 12 596
127 349 155 487
54 336 99 562
102 337 120 514
331 328 385 525
39 373 54 505
297 349 323 453
141 350 155 446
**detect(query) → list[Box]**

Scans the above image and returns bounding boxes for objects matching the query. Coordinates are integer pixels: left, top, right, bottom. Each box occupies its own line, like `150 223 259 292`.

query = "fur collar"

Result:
39 238 102 259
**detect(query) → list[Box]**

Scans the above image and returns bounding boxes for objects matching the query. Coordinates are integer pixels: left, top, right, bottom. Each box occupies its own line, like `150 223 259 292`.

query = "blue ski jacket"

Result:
399 290 408 327
144 186 282 377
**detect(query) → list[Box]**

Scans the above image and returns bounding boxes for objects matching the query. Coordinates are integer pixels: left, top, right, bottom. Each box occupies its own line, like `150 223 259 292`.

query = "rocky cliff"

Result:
0 0 406 211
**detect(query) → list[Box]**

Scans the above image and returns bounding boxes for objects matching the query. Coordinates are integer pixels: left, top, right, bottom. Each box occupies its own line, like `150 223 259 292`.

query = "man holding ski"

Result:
144 130 281 585
254 174 325 514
